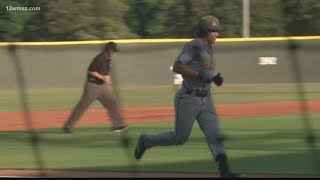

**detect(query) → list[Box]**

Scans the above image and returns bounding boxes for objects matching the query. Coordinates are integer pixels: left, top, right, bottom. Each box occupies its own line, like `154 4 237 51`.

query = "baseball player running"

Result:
134 16 238 177
62 42 127 133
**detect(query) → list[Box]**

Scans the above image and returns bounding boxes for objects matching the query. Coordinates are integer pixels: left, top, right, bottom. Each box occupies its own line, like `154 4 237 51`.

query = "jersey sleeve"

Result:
88 56 101 72
175 43 194 64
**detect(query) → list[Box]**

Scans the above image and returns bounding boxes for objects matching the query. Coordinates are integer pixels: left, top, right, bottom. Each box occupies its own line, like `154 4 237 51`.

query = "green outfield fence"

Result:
1 36 320 177
0 36 320 89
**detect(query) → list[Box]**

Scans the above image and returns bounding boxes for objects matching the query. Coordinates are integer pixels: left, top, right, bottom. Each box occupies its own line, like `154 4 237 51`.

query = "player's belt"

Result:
87 77 104 85
185 89 208 97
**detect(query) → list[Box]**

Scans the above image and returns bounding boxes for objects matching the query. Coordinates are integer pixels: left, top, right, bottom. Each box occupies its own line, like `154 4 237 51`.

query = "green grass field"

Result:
0 114 320 175
0 83 320 175
1 83 320 112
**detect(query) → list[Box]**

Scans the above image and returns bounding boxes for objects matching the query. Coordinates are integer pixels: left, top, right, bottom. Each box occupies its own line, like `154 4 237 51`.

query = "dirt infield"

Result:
1 100 320 177
1 100 320 131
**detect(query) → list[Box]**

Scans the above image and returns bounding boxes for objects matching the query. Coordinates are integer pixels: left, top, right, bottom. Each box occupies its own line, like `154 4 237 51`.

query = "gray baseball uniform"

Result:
143 38 225 158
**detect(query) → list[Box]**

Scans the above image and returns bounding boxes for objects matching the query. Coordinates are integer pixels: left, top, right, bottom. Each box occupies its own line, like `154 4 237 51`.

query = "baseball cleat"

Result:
134 134 147 160
62 127 72 134
112 126 128 133
215 153 239 178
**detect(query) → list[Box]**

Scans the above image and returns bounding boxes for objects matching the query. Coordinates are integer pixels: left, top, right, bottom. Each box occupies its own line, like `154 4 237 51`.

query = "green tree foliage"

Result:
21 0 49 41
0 0 36 41
126 0 242 38
250 0 285 37
124 0 172 38
162 0 206 38
282 0 320 36
1 0 319 41
22 0 137 41
207 0 242 38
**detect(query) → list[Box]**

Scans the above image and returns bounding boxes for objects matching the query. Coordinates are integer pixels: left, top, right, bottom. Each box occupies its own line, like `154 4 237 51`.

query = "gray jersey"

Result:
175 38 216 92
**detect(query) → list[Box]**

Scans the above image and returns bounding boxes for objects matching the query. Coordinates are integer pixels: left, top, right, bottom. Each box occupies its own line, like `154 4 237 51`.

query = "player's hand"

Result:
104 75 112 84
212 73 223 86
198 70 212 83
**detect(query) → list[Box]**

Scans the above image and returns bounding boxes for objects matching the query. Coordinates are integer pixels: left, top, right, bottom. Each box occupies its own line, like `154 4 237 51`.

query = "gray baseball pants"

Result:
143 88 225 158
64 82 125 129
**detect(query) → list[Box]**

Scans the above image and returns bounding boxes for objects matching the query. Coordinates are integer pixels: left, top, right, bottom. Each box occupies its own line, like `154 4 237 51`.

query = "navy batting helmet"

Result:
197 16 222 37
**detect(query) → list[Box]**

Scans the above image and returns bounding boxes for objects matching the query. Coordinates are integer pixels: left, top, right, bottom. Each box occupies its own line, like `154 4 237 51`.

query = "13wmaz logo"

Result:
258 57 278 65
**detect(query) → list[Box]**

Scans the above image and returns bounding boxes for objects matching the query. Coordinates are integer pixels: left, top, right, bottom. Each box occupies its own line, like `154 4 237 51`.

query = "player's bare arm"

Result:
104 75 112 84
88 71 105 82
172 61 198 79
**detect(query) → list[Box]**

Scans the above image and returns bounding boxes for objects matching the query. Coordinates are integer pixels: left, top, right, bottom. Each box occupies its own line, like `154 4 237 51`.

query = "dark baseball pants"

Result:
64 82 125 129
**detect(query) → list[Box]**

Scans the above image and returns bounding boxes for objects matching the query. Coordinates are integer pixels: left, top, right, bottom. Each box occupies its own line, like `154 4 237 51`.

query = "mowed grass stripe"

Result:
1 83 320 112
0 114 319 175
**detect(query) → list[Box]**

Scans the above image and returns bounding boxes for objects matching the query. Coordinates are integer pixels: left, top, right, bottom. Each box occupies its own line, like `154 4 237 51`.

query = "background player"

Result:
62 42 127 133
170 65 183 92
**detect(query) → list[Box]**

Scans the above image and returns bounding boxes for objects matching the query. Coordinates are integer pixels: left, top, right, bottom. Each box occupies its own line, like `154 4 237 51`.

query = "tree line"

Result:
1 0 319 41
